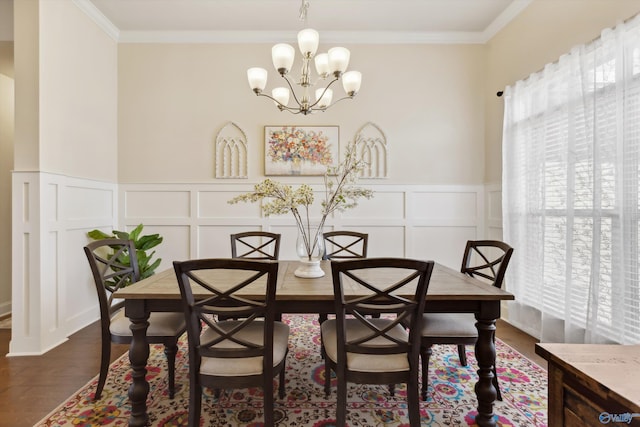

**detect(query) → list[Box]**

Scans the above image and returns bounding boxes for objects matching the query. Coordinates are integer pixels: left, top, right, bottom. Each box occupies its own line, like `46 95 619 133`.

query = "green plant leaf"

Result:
113 230 130 240
136 250 151 269
129 224 143 242
137 234 163 251
140 258 161 279
87 229 112 240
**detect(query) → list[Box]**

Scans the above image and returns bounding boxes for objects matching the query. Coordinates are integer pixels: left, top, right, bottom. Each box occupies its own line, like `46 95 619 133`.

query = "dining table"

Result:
114 259 515 427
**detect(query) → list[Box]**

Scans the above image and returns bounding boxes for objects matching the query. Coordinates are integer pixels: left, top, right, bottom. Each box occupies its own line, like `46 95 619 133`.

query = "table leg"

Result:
126 303 150 427
474 314 497 427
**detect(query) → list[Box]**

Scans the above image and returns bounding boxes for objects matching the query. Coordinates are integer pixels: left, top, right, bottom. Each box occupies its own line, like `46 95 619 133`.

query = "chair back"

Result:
323 231 368 260
330 258 434 357
460 240 514 288
84 238 140 323
230 231 281 260
173 258 279 360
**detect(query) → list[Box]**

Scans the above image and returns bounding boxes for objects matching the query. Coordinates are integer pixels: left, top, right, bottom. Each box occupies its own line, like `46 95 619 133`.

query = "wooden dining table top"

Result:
114 260 515 303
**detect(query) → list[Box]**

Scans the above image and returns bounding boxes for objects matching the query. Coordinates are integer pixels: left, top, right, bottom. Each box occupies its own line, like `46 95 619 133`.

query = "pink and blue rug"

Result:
36 314 547 426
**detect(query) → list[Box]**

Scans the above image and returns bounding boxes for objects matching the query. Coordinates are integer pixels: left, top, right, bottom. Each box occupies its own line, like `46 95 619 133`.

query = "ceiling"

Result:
79 0 532 44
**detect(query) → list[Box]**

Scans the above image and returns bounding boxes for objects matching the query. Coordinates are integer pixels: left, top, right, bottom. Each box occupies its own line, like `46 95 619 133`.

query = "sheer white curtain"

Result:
502 14 640 344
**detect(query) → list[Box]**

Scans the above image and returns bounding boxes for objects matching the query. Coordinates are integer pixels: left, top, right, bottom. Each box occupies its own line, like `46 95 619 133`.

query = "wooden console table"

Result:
535 343 640 426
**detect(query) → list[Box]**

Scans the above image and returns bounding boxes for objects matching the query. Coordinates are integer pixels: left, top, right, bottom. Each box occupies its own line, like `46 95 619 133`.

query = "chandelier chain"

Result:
299 0 310 23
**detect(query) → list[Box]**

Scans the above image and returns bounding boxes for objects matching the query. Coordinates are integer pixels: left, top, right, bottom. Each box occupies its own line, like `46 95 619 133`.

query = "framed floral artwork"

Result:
264 126 339 176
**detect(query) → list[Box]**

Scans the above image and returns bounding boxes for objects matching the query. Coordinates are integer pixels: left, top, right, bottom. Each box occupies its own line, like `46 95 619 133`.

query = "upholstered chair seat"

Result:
109 310 186 337
419 313 477 338
321 318 411 373
199 320 290 376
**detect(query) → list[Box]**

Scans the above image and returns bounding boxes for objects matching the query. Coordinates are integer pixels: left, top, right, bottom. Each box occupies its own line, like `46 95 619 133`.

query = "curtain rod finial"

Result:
497 91 504 97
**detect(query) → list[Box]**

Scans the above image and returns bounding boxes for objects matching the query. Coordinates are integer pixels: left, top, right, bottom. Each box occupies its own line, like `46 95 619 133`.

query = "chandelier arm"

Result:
254 92 304 114
310 93 355 112
304 76 340 111
255 91 292 110
279 74 306 109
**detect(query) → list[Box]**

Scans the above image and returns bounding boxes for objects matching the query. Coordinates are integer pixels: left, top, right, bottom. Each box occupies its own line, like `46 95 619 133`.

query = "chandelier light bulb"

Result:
298 29 319 57
314 53 329 78
272 44 296 75
272 87 290 107
315 88 333 108
247 67 268 92
342 71 362 96
328 47 350 75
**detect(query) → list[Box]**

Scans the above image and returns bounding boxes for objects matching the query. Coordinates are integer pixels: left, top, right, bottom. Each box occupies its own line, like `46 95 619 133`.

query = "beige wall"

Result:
38 0 118 181
0 0 13 42
13 0 39 171
118 43 486 185
0 42 13 78
0 73 13 315
484 0 640 184
0 0 12 317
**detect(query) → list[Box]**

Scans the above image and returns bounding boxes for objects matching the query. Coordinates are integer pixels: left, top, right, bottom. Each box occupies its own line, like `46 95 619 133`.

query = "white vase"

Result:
294 222 325 278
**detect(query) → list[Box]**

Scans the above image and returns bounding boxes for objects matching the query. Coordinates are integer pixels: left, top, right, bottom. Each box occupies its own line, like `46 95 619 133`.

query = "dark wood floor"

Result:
0 318 545 427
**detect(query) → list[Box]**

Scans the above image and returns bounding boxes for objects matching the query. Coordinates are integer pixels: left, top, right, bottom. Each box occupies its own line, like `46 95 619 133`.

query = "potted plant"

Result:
87 223 163 284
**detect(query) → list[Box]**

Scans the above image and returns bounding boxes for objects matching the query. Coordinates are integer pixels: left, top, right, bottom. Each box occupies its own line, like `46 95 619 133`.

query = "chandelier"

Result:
246 0 362 115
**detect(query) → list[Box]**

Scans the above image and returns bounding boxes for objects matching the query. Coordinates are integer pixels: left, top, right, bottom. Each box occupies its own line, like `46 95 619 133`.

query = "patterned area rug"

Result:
35 314 547 426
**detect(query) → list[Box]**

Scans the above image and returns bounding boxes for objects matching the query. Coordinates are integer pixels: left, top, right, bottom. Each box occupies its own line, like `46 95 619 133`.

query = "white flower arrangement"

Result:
228 139 374 260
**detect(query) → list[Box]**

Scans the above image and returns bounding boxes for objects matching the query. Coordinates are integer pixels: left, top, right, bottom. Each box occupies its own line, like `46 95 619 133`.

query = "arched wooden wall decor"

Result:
215 122 248 178
354 122 388 179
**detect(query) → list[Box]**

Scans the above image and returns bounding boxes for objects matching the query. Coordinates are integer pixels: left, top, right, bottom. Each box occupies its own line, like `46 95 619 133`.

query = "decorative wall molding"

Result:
119 182 487 271
10 173 504 356
80 1 532 45
72 0 120 41
10 172 118 355
485 182 504 240
215 122 248 179
354 122 388 179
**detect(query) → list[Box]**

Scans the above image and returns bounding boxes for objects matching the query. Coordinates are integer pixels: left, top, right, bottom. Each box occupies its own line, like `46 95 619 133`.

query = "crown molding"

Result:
117 30 487 45
74 0 532 45
481 0 532 43
72 0 119 41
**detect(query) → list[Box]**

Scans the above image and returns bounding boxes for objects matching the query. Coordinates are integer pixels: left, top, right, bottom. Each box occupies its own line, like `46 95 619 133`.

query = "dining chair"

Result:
417 239 514 401
322 230 368 260
321 257 434 427
230 231 281 260
319 230 369 324
84 238 186 400
173 258 289 427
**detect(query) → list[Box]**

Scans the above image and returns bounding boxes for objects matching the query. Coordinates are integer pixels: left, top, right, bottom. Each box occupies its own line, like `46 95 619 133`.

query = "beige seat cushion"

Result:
200 320 290 377
420 313 478 338
321 318 410 373
110 310 186 337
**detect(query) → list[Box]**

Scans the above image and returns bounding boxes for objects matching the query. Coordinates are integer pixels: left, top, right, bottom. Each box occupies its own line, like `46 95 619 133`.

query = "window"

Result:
502 15 640 344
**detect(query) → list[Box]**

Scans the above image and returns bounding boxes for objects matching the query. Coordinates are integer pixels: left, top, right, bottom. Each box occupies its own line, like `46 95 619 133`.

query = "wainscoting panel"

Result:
410 226 479 268
9 178 500 355
486 183 504 241
411 190 478 223
150 224 192 266
340 191 405 219
124 190 191 219
198 189 262 219
120 184 487 271
10 172 118 355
